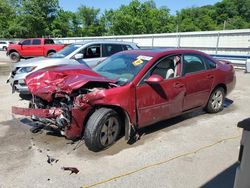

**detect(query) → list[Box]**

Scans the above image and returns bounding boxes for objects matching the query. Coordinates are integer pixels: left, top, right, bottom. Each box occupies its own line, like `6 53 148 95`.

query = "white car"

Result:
7 40 139 95
0 41 13 51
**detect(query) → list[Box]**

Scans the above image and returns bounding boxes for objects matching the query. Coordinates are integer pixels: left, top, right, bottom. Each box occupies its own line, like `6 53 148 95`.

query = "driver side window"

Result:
83 44 101 59
22 40 31 45
139 55 182 85
151 55 181 80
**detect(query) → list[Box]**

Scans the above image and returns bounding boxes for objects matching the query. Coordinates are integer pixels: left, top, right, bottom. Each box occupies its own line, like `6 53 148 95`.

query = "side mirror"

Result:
145 74 164 85
74 53 84 60
18 42 22 45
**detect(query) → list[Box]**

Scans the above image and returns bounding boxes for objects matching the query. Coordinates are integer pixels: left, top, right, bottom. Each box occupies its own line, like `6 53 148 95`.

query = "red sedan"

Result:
12 49 236 151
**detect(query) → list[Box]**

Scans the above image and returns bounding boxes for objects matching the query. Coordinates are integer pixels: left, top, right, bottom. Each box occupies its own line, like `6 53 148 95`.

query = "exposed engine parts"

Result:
28 83 112 133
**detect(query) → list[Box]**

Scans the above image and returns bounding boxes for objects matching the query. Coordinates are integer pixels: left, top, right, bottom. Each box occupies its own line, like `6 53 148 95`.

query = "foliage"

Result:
0 0 249 38
0 0 15 38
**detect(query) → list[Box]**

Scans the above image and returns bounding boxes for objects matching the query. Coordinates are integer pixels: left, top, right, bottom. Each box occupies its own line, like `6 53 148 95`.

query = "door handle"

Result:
207 74 214 79
174 82 184 88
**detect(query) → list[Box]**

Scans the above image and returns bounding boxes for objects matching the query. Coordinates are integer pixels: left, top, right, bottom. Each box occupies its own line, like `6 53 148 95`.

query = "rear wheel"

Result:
84 108 121 152
205 87 225 113
3 46 7 51
9 52 20 62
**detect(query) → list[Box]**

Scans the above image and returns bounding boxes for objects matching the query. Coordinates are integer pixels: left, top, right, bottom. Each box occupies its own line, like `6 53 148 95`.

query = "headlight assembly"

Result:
16 66 37 73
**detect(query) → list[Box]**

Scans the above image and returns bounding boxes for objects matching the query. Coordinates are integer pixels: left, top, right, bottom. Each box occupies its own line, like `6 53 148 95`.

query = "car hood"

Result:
26 64 115 102
14 57 72 68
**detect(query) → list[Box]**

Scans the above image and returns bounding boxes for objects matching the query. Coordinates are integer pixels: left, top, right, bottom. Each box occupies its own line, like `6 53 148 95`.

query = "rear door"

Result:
31 39 43 56
136 55 186 127
182 54 215 111
102 44 124 57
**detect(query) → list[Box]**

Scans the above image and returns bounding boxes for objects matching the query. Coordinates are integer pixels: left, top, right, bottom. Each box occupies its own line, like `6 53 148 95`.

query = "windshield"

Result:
50 44 82 58
93 53 152 85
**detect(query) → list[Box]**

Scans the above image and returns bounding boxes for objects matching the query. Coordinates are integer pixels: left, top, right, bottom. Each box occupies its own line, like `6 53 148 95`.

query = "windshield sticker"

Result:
137 55 152 61
132 59 143 66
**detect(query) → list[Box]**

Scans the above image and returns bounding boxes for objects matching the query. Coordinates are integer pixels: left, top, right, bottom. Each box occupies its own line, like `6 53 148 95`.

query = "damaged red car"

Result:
12 49 236 151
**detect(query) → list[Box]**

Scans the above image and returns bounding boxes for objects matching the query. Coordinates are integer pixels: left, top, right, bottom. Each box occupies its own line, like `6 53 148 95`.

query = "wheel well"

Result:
47 50 56 55
9 49 19 54
83 105 131 139
214 83 227 95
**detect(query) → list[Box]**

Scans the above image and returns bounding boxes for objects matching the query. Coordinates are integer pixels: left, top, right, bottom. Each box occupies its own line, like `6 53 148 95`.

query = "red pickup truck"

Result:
7 38 66 62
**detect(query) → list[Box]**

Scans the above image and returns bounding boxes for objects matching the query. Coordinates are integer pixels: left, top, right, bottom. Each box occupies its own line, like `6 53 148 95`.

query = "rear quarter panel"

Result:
213 60 236 96
43 44 65 56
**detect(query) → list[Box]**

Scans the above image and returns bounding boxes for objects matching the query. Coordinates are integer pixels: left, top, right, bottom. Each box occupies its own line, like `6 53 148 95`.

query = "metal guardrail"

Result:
211 54 249 69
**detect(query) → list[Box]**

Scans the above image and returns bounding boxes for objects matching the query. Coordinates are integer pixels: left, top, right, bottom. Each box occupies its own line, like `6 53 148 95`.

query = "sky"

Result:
59 0 221 15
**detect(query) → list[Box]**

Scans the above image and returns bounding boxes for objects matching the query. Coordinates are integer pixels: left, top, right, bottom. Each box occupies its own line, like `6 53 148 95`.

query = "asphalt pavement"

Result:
0 51 12 75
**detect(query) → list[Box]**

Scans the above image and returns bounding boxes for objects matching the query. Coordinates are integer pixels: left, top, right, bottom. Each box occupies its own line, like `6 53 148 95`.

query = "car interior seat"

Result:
152 59 174 79
174 57 181 77
95 47 100 57
87 48 94 57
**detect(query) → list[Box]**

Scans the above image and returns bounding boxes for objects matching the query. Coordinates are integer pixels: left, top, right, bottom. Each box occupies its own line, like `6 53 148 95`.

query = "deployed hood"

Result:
26 64 115 102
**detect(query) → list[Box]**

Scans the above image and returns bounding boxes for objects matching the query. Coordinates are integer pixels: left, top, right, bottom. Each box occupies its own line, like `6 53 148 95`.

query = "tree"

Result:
107 0 174 35
12 0 60 37
0 0 15 38
77 5 104 36
1 0 250 38
51 10 81 37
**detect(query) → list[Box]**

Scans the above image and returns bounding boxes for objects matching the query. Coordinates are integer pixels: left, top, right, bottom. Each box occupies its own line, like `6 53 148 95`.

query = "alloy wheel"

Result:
211 90 223 110
100 117 119 146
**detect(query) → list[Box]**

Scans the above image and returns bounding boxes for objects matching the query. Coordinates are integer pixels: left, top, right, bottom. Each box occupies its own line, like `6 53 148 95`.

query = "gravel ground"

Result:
0 69 249 188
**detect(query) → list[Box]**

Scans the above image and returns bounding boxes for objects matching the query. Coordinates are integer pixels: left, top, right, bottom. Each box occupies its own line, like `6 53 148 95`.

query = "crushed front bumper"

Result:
12 106 91 140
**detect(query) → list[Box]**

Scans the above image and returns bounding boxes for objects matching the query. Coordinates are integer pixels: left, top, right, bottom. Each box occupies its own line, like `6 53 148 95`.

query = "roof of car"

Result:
72 40 137 46
120 48 208 58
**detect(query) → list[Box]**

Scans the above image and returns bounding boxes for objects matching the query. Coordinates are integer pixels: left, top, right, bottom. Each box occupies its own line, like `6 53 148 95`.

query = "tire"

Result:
3 46 7 51
84 108 122 152
9 52 20 62
19 93 32 100
47 51 55 57
205 87 225 113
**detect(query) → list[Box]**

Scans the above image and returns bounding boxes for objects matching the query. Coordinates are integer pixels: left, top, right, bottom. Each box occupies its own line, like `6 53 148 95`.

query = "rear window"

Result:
45 39 54 44
183 55 206 74
204 57 217 69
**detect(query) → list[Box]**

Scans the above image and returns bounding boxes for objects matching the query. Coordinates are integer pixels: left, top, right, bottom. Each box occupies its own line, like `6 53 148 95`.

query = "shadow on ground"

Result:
201 162 238 188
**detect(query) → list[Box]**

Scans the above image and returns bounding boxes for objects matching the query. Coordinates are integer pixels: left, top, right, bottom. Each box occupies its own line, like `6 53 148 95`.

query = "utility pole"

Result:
223 20 226 30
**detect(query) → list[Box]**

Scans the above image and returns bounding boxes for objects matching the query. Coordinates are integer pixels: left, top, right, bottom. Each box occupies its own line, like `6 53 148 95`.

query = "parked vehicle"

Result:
12 49 236 152
7 41 139 94
0 41 13 51
6 38 66 62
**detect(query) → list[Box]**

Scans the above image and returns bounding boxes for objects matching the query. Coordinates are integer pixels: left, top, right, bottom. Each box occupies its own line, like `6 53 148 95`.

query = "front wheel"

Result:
9 52 20 62
205 87 225 113
47 51 55 57
84 108 122 152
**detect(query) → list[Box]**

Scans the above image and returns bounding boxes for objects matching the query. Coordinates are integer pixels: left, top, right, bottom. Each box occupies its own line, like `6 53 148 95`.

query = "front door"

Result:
82 44 102 67
136 55 186 128
20 39 32 57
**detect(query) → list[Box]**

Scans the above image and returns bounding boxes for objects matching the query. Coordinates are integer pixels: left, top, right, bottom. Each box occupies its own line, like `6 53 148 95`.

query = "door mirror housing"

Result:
74 53 84 60
18 42 22 45
145 74 164 85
